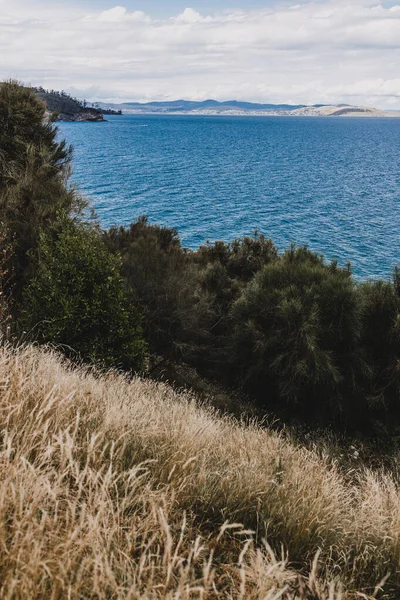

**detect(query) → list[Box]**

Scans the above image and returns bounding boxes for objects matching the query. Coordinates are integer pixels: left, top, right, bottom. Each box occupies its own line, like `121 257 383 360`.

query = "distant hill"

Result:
97 99 396 117
30 89 397 119
34 88 104 122
98 99 308 113
121 99 308 111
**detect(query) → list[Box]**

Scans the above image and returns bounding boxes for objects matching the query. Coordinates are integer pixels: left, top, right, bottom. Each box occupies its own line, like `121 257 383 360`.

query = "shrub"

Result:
229 249 364 425
22 222 147 371
195 233 278 282
358 277 400 431
105 217 208 362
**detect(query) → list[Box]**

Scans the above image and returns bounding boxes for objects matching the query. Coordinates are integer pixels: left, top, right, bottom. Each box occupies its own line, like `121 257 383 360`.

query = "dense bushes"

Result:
359 279 400 430
22 222 147 370
107 221 400 433
105 217 203 362
229 251 364 424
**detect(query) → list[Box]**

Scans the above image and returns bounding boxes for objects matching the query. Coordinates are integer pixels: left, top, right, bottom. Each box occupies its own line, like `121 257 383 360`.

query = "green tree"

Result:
0 81 84 296
22 222 147 371
105 217 208 363
229 249 364 425
358 277 400 430
195 234 278 282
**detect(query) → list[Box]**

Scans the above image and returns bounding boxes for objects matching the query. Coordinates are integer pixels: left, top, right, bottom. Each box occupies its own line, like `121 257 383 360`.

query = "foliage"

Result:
0 225 12 338
0 81 84 296
192 234 279 371
358 278 400 430
105 217 400 434
22 222 147 371
228 250 364 425
105 217 208 362
195 233 278 282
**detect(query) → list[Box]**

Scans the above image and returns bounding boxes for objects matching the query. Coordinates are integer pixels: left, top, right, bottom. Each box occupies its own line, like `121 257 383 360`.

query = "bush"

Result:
22 222 147 371
358 278 400 430
195 233 278 282
229 249 364 425
105 217 208 362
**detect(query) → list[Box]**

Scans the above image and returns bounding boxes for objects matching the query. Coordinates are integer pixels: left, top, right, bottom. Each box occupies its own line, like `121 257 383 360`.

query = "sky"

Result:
1 0 400 108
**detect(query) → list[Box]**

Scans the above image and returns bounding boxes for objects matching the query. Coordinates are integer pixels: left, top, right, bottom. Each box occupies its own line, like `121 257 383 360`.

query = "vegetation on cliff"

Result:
34 86 104 121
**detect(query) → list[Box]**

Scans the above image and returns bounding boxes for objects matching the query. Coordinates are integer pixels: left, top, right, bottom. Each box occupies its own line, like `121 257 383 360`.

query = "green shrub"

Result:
229 249 364 425
105 217 208 362
22 222 147 371
358 278 400 430
195 234 278 282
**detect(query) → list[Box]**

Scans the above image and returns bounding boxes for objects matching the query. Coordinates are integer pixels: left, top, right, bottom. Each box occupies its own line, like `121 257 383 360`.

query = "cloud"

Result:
97 6 149 23
175 8 212 23
98 6 127 22
1 1 400 108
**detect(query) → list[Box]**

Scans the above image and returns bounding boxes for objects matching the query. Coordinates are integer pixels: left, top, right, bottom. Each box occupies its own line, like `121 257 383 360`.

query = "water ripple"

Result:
59 114 400 278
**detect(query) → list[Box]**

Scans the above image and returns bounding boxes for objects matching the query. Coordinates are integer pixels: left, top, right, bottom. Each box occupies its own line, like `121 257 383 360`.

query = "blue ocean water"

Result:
58 114 400 278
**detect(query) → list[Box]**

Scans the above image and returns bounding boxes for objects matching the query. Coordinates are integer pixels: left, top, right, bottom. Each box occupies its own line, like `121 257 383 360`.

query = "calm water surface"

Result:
58 114 400 278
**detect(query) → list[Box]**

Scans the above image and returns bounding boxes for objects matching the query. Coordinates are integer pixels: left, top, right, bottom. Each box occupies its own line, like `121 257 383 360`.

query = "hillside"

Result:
34 87 104 122
0 343 399 598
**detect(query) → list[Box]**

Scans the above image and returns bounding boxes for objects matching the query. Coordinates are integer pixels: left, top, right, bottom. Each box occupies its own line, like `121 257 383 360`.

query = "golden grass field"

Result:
0 344 399 598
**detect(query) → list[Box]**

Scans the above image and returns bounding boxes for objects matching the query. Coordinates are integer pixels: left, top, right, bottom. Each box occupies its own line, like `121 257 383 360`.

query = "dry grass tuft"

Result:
0 344 399 598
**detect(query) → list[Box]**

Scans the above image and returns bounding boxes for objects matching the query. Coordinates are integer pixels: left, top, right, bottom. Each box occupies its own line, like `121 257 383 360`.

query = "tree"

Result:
105 217 208 363
229 249 364 425
22 222 147 371
0 81 84 297
358 278 400 430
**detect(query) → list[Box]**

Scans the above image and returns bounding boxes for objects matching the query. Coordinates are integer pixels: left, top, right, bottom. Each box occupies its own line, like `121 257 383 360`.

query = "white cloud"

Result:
1 1 400 108
176 8 204 23
97 6 149 23
98 6 127 22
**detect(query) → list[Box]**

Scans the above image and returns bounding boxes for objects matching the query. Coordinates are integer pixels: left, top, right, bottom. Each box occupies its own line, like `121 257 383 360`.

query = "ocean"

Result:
58 114 400 278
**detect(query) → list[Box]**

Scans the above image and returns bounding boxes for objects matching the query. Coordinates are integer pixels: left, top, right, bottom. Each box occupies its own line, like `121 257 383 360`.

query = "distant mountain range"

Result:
121 100 312 110
95 99 400 117
26 87 400 119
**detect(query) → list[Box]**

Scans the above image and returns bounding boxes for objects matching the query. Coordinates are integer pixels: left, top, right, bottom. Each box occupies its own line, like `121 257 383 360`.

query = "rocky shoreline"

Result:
55 109 104 122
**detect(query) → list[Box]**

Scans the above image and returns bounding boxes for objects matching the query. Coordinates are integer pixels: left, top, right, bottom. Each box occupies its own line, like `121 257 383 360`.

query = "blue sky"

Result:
60 0 295 16
1 0 400 108
48 0 400 14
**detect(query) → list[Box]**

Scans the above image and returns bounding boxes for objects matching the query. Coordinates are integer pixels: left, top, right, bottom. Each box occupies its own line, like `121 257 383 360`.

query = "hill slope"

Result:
0 344 399 598
34 87 104 122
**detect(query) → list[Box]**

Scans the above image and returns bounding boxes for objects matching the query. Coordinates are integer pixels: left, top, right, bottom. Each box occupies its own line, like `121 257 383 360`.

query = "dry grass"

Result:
0 344 398 598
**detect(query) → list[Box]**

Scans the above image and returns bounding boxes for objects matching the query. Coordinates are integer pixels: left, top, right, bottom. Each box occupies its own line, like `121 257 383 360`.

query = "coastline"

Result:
109 109 400 118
